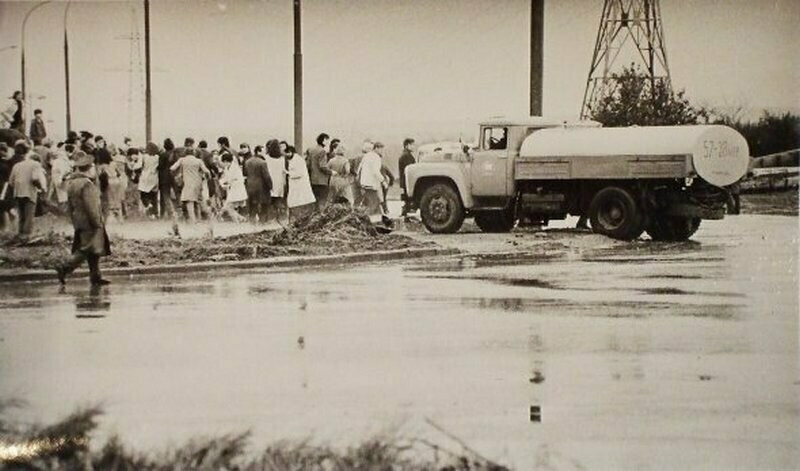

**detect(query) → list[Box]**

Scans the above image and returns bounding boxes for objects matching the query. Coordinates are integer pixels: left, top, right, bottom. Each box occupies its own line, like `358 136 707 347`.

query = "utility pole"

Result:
293 0 302 151
530 0 544 116
144 0 152 142
580 0 671 119
21 1 53 134
63 1 72 134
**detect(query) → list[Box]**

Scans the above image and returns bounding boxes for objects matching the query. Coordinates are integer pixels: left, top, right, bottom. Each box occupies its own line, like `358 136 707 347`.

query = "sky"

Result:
0 0 798 155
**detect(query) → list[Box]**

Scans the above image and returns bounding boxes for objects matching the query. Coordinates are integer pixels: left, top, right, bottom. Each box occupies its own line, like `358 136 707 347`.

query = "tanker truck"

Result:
404 117 749 241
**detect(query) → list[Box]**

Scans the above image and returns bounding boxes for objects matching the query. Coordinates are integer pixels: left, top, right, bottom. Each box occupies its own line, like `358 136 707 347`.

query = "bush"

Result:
587 64 701 127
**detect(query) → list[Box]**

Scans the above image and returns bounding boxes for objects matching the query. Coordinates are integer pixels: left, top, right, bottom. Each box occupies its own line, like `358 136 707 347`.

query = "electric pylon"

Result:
580 0 671 119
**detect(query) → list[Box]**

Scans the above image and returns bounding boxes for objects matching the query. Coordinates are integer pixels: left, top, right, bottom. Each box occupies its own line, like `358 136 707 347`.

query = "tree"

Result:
588 64 701 127
705 109 800 157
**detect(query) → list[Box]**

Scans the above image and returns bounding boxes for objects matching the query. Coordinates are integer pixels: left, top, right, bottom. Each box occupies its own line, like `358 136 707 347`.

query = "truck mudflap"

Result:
664 203 725 220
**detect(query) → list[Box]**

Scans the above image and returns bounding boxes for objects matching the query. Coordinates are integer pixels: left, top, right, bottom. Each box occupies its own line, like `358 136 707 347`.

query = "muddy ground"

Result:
740 189 798 216
0 191 795 272
0 205 431 271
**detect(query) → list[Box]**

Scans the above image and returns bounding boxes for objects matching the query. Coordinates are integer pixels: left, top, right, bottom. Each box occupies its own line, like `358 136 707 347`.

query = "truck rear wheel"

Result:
588 186 645 241
646 217 701 241
419 182 464 233
474 208 516 233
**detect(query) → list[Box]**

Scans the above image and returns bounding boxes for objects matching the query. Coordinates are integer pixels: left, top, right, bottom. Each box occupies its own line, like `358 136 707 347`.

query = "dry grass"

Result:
0 405 508 471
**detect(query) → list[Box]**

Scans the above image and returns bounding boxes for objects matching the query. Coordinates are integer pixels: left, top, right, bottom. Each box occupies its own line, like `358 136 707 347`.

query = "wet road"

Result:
1 215 798 470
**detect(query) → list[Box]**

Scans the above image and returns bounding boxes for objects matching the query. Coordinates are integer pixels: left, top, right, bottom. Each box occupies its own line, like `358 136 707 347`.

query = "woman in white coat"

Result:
282 143 315 220
219 153 247 222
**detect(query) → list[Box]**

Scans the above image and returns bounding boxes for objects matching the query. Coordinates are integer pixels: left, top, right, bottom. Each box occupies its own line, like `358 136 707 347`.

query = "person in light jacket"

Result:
7 142 47 237
285 144 315 220
358 142 386 215
170 148 210 223
134 143 160 217
219 153 247 222
327 145 354 205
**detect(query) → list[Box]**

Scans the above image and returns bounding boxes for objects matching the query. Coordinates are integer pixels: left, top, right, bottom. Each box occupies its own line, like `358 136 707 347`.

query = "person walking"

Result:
398 138 416 217
56 151 111 286
7 142 47 238
266 139 287 220
244 145 272 222
135 143 160 217
306 132 331 209
219 153 247 222
170 148 210 223
327 145 354 205
285 144 315 220
358 141 386 216
29 109 47 145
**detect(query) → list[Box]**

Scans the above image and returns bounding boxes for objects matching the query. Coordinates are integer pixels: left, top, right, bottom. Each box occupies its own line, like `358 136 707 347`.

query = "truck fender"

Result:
406 163 474 208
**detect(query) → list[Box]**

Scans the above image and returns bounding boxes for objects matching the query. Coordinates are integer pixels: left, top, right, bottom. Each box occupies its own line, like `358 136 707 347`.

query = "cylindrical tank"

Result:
519 125 750 187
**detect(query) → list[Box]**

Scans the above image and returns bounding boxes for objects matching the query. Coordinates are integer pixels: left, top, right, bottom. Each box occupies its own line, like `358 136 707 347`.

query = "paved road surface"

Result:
0 214 797 469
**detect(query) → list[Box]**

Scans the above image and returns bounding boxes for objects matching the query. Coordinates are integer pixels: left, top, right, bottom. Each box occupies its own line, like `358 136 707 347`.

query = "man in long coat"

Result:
244 152 272 222
56 151 111 285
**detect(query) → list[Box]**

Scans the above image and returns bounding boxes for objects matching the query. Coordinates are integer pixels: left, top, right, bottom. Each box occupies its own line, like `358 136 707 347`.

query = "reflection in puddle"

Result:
74 286 111 316
413 274 561 290
158 284 215 294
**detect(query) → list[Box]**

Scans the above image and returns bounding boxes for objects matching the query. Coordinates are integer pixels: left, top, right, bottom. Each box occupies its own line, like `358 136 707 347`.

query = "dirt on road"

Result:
0 205 431 271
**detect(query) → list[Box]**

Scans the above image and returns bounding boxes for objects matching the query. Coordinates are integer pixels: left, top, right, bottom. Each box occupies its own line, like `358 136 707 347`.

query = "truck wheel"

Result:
646 217 701 241
474 209 516 233
419 182 465 233
588 186 645 241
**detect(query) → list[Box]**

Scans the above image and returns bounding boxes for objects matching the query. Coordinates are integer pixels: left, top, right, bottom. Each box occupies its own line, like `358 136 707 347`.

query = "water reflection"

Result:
74 285 111 317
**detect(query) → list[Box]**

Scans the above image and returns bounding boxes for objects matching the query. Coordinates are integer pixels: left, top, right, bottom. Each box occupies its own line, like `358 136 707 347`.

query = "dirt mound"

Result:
272 204 378 245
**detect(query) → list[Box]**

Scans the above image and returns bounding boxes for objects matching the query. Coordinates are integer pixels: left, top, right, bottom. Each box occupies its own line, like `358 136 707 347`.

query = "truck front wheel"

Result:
646 217 701 241
419 182 465 233
588 186 645 241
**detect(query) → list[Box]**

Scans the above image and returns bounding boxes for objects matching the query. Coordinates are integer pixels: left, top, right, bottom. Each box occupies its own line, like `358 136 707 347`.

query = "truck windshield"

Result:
483 127 508 150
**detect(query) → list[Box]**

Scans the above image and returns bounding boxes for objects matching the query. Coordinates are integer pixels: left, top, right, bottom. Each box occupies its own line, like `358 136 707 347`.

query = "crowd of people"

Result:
1 91 422 285
1 100 420 239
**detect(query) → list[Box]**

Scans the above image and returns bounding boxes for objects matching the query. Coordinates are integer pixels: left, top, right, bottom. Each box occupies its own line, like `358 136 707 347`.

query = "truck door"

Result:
471 126 508 196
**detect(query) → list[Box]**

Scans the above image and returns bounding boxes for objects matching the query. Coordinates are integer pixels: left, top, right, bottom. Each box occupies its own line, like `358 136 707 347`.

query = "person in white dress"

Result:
283 143 315 220
219 153 247 222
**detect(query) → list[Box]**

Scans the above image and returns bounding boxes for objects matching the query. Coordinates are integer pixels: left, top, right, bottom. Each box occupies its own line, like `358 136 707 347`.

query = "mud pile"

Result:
272 203 378 244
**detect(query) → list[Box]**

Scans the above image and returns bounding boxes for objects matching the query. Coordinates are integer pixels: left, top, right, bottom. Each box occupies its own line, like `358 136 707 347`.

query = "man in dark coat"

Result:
157 138 176 218
29 109 47 145
243 151 272 222
398 138 416 217
306 132 331 210
56 151 111 285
